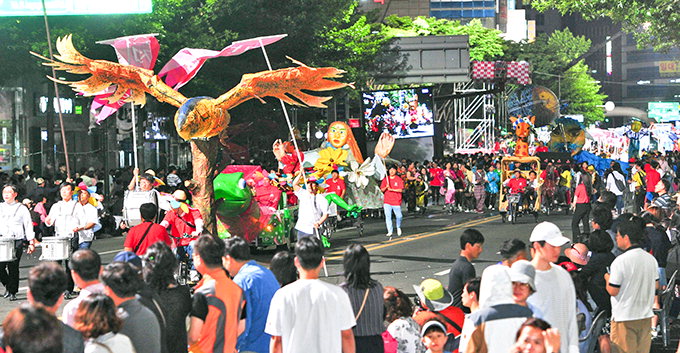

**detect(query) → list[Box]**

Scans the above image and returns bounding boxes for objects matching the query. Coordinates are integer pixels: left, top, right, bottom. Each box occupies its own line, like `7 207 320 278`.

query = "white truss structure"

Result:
448 81 496 154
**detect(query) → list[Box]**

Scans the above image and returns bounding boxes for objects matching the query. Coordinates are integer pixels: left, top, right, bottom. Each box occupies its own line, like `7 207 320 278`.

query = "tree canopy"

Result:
530 0 680 50
505 29 607 124
382 16 506 60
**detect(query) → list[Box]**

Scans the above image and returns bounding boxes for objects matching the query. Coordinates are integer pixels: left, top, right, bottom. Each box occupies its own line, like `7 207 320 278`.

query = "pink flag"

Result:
90 87 133 124
91 34 160 124
96 33 160 70
159 34 287 90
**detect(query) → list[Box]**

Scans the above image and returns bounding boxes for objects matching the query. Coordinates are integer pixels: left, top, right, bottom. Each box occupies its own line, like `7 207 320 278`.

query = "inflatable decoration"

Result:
325 193 362 218
35 34 351 232
510 116 535 157
548 117 588 156
623 119 650 160
214 165 294 244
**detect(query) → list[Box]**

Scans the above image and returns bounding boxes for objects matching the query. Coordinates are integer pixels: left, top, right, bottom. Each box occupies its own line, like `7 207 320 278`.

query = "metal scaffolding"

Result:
448 81 496 154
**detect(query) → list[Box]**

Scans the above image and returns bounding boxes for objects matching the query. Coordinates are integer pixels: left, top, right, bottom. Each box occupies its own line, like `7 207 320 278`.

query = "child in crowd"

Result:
421 320 452 353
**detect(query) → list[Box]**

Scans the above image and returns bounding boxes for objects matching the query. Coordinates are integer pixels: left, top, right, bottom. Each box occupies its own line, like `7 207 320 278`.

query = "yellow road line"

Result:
326 215 500 260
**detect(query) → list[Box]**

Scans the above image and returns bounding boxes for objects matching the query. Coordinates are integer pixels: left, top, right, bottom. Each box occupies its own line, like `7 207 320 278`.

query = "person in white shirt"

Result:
0 184 37 301
605 213 658 353
75 189 100 250
292 175 329 240
62 249 105 328
265 236 356 353
605 163 626 215
45 182 86 297
46 183 86 237
527 222 580 353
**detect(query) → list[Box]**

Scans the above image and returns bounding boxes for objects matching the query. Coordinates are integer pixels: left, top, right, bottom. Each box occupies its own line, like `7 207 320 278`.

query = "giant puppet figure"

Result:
34 35 352 232
623 119 650 160
510 116 535 157
274 122 395 209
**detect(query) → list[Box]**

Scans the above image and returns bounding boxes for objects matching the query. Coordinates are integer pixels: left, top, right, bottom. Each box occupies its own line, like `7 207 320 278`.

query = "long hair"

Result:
143 242 178 292
342 244 376 289
580 172 593 196
74 294 122 339
384 286 413 323
327 121 364 164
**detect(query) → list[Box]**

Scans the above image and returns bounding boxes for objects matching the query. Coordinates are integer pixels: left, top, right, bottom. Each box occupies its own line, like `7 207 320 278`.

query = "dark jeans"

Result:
355 335 384 353
0 240 24 295
430 186 441 205
572 203 591 241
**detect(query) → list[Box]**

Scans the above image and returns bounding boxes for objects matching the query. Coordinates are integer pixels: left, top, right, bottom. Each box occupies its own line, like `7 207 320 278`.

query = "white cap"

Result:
529 222 570 247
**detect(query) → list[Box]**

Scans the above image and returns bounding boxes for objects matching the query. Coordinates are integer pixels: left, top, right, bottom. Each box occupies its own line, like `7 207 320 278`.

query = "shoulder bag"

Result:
133 223 154 254
354 287 370 321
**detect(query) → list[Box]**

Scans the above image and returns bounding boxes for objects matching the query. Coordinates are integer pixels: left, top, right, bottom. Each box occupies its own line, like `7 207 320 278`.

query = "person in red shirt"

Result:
160 190 204 246
123 203 172 255
570 172 592 241
325 170 346 198
428 163 444 206
381 166 404 237
504 170 528 195
535 141 549 153
644 161 661 206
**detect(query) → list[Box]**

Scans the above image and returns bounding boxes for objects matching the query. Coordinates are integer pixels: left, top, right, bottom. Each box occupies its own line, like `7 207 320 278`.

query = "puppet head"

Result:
631 120 642 133
326 121 364 164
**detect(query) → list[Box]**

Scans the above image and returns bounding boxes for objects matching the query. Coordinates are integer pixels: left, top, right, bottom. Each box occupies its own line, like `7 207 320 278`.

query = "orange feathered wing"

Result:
30 34 187 108
214 57 354 111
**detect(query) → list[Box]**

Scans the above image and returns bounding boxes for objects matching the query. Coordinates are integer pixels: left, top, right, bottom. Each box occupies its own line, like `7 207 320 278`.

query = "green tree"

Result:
382 16 506 60
505 29 606 124
530 0 680 50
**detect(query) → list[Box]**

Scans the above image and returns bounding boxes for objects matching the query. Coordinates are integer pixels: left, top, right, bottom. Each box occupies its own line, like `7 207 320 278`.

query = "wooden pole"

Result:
190 138 219 234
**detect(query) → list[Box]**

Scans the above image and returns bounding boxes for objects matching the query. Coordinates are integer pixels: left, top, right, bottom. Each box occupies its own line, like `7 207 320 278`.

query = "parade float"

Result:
35 34 353 234
499 116 541 223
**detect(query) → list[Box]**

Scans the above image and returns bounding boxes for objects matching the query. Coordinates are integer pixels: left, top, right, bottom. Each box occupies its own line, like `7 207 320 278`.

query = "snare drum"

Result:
0 238 16 262
39 236 72 261
124 190 159 227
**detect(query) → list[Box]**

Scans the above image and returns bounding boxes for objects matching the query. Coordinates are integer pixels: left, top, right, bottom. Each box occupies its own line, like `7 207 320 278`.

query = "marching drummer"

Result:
45 182 85 297
75 189 100 250
0 184 37 301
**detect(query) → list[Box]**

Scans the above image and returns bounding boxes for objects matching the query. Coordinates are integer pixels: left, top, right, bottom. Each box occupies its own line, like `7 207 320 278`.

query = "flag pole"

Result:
131 103 139 189
258 39 307 186
41 0 71 179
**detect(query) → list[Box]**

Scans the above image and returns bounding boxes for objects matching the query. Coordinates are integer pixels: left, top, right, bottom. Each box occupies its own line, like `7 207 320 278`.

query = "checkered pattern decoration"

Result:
507 61 531 85
471 61 531 85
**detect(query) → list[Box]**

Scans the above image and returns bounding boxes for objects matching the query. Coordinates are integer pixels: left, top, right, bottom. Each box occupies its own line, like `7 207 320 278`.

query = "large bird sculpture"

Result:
32 34 353 141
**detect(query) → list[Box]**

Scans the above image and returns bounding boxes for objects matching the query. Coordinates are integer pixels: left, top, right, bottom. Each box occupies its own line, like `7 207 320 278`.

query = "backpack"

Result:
613 173 626 192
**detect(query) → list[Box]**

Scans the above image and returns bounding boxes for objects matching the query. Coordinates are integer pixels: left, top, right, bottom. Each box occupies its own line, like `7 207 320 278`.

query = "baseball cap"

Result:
529 222 570 247
509 260 536 291
413 279 453 312
113 251 143 269
421 320 447 336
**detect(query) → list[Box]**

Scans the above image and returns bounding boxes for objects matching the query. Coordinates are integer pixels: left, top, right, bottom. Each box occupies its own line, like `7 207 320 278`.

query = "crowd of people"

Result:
0 149 679 353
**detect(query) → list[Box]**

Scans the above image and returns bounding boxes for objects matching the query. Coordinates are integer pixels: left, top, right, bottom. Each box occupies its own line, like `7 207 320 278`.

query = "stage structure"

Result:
452 60 532 154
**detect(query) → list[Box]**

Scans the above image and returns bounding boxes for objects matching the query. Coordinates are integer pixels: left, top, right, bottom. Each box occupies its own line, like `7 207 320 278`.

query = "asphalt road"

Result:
0 205 677 350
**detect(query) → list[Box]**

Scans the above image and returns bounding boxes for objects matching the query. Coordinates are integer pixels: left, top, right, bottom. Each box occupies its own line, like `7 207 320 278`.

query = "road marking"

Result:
435 269 450 276
99 248 124 255
326 215 500 260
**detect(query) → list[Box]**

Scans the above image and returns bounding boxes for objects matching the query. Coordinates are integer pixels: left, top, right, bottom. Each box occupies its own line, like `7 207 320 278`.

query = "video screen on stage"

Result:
362 87 434 141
